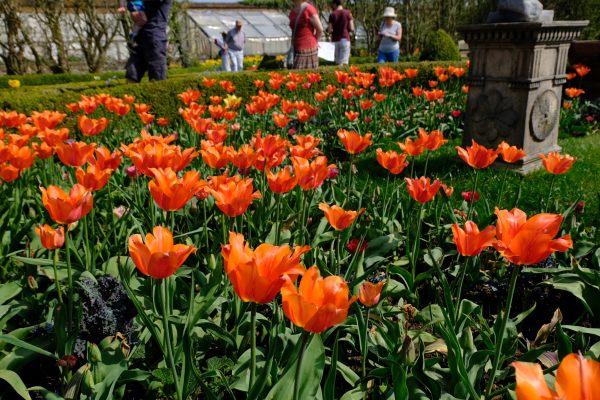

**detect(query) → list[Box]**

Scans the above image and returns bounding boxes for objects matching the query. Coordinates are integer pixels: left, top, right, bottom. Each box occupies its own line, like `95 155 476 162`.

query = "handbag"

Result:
285 2 309 69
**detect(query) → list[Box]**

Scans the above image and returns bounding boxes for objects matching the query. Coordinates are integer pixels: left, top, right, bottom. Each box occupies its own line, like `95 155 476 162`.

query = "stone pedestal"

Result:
459 21 588 173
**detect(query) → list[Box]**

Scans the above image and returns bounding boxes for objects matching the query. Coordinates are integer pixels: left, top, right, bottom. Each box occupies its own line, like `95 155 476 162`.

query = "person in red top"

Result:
327 0 354 65
289 0 323 70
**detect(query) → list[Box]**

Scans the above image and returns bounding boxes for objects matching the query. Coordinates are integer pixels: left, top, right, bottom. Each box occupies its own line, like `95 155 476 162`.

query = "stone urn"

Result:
459 21 588 173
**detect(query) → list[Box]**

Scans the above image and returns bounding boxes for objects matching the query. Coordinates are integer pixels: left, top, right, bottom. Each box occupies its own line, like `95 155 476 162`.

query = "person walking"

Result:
377 7 402 64
289 0 323 70
327 0 353 65
125 0 173 82
226 20 246 72
215 32 230 72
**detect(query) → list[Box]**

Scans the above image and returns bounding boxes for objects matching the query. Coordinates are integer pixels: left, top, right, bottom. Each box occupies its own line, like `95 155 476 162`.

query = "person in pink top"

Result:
289 0 324 70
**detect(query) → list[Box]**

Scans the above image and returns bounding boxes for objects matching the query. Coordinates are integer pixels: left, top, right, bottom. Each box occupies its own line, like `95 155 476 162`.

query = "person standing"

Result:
327 0 353 65
215 32 230 72
226 20 246 72
377 7 402 64
289 0 323 70
125 0 173 82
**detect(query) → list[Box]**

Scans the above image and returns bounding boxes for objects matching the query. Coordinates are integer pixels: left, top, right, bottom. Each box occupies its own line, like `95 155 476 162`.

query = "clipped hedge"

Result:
0 61 466 120
420 29 461 62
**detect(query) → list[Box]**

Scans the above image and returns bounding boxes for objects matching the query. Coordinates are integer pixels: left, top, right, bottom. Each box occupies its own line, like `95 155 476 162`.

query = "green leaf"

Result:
561 325 600 337
0 334 57 359
323 333 339 400
0 369 32 400
364 233 402 267
266 334 325 400
0 282 22 305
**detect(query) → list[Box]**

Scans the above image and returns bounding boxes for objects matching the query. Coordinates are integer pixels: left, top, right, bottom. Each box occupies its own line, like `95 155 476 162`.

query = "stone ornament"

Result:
530 90 560 141
471 90 518 142
488 0 554 23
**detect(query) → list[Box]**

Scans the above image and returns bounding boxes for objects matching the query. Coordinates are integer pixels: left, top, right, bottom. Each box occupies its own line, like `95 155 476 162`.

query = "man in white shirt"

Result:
226 20 246 72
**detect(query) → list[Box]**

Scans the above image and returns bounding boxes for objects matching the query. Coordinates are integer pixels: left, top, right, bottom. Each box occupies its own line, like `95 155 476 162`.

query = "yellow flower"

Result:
275 55 285 61
224 94 242 109
8 79 21 89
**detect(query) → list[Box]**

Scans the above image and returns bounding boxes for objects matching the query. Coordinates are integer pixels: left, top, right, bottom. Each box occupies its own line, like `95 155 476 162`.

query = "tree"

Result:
0 0 27 75
32 0 70 73
69 0 121 73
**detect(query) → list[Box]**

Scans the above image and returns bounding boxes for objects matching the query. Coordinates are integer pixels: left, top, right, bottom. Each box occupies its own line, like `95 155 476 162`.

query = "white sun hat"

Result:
383 7 397 18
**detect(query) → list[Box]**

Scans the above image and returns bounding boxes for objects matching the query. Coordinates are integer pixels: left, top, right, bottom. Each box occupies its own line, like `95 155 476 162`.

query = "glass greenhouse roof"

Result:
187 9 291 40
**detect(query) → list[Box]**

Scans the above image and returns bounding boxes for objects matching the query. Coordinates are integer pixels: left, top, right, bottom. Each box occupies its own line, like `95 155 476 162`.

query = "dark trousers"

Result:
125 31 168 82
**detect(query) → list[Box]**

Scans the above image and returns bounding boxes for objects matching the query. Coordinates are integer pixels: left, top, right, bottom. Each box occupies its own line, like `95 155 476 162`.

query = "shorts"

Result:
127 0 145 12
334 39 351 65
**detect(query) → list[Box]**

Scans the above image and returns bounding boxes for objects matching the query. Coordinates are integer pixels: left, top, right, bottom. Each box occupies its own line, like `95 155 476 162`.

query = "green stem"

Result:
65 228 73 332
544 174 557 213
249 303 257 390
423 151 431 176
293 331 311 400
161 278 183 400
496 169 509 206
361 308 370 379
52 249 63 304
275 194 282 245
410 203 425 285
467 169 480 221
454 256 473 322
336 231 342 276
485 266 520 398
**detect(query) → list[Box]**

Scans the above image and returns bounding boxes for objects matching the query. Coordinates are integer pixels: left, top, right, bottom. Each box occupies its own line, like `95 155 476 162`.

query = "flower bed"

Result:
0 63 598 400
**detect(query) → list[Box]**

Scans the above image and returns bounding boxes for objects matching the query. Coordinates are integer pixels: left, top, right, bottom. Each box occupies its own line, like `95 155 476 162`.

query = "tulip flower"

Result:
574 64 591 77
280 266 357 333
290 135 321 159
272 112 290 129
376 149 408 175
358 281 385 308
565 87 585 98
221 232 309 304
539 152 576 175
55 141 96 167
90 147 122 170
292 156 332 190
267 167 297 194
461 191 480 203
209 176 261 217
31 111 66 130
148 168 206 211
497 141 527 164
78 115 109 137
346 238 367 254
230 144 257 174
40 184 93 225
493 208 573 265
35 224 65 250
512 353 600 400
452 221 495 257
319 203 365 231
75 165 113 192
128 226 196 279
200 142 232 170
398 137 425 157
337 129 372 155
0 163 20 182
456 140 498 169
405 177 442 203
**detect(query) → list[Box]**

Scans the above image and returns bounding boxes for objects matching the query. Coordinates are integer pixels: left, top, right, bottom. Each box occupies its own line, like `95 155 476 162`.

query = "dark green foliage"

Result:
0 61 465 120
420 29 461 62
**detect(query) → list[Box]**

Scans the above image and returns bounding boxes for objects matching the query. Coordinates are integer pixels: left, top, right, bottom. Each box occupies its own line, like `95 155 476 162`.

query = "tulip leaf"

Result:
266 334 325 400
561 324 600 337
0 282 21 305
0 334 57 359
0 369 32 400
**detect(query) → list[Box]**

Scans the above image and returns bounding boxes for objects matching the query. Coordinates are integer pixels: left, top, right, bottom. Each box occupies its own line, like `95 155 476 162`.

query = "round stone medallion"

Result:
530 89 559 141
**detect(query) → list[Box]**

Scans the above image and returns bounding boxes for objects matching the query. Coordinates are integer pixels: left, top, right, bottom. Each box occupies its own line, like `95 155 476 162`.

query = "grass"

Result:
358 133 600 225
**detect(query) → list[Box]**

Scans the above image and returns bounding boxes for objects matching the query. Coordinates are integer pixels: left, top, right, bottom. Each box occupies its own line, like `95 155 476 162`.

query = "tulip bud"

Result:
27 276 38 290
89 343 102 363
82 369 96 394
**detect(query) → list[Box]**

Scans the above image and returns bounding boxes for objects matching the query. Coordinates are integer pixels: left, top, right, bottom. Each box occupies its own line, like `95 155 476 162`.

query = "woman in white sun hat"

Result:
377 7 402 63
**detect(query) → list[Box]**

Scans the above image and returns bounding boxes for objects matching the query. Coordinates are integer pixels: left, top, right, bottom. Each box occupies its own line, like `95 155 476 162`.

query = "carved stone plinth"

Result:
459 21 588 173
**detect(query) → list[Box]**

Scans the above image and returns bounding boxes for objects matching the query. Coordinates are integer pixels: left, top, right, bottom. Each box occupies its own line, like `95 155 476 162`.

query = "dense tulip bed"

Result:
0 64 599 400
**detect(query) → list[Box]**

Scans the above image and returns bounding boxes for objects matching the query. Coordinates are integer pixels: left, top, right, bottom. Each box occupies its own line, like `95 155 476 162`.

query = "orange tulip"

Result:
424 89 445 101
319 203 365 231
209 176 261 217
122 140 198 176
376 149 408 175
373 93 386 102
31 111 66 130
37 128 70 147
290 135 321 159
565 87 585 98
404 68 418 79
75 165 113 191
360 99 374 110
345 111 360 122
272 112 290 129
539 152 576 175
398 136 425 157
0 163 20 182
456 140 498 169
55 141 96 167
33 142 54 160
40 184 93 225
230 144 257 173
493 208 573 265
0 111 27 128
337 129 372 155
252 132 289 171
267 167 297 194
8 145 35 170
498 141 527 163
405 177 442 203
280 266 357 333
512 353 600 400
128 226 196 279
574 64 591 78
178 89 201 105
78 115 109 137
149 168 206 211
90 147 121 170
440 183 454 198
358 281 385 308
419 129 447 151
291 156 332 190
35 224 65 250
451 221 495 256
222 232 309 304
